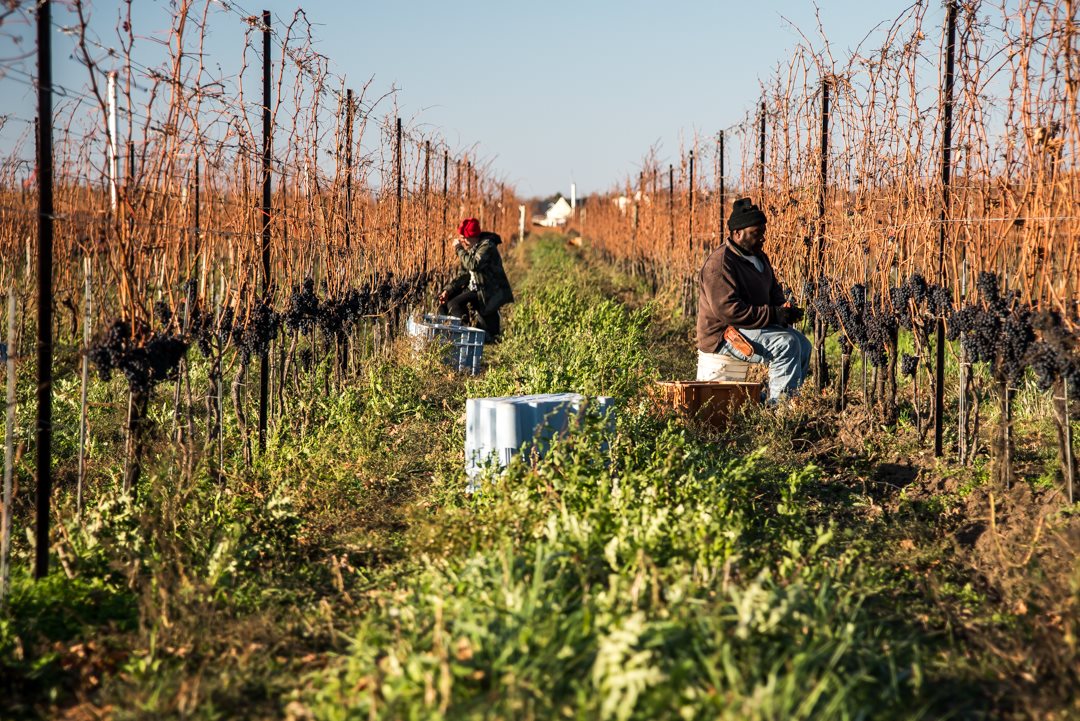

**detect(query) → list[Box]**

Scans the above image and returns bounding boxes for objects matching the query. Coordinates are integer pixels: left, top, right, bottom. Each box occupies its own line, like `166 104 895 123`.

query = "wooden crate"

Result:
654 381 763 430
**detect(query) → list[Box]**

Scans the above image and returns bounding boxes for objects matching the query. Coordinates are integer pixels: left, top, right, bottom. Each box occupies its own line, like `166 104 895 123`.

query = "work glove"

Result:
774 305 804 326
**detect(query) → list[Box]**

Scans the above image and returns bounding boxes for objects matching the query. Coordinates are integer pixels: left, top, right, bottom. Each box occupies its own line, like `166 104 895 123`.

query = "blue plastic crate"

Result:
407 317 486 374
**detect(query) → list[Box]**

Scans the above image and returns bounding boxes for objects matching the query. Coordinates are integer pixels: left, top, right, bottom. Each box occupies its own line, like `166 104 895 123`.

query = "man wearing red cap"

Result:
437 218 514 340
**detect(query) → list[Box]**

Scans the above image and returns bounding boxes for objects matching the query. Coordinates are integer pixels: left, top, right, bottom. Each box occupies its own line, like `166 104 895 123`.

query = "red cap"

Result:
457 217 481 239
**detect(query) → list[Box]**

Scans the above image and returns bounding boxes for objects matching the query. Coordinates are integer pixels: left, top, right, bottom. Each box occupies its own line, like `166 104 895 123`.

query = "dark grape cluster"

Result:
889 283 913 329
804 272 954 373
278 271 433 345
89 267 436 387
817 277 840 331
886 272 951 334
908 273 928 303
89 319 189 393
901 353 918 377
187 305 216 358
833 283 868 346
1027 311 1080 390
284 278 320 334
1000 311 1035 385
234 295 281 362
819 281 892 368
379 270 433 313
976 270 1000 302
928 285 953 318
863 301 896 368
947 272 1034 385
218 306 235 346
88 320 133 382
317 294 351 339
795 266 1077 395
805 275 839 331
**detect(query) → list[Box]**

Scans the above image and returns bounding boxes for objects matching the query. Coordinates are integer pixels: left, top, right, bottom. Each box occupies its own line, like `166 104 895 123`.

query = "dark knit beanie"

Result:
727 197 767 231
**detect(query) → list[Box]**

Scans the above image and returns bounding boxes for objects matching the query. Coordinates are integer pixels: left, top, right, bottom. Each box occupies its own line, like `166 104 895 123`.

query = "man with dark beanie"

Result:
696 197 811 402
437 217 514 341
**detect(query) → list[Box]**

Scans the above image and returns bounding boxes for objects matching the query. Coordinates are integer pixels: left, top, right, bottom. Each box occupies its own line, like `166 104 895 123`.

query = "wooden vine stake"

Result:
0 290 16 604
76 257 91 518
934 0 958 457
814 78 831 393
258 8 272 455
1065 379 1074 504
35 0 54 580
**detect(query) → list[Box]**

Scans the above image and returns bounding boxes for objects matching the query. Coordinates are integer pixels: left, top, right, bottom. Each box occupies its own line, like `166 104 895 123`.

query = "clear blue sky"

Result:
0 0 945 197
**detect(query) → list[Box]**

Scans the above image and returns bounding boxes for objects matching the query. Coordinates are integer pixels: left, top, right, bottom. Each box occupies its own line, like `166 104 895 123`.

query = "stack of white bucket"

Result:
695 351 752 382
464 392 615 492
407 314 486 375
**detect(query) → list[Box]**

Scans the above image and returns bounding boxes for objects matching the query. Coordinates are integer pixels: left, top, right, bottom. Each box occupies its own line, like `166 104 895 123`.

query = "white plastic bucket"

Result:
696 350 751 382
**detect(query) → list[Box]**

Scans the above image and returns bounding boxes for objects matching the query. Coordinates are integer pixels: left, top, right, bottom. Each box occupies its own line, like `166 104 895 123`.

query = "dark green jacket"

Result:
444 232 515 314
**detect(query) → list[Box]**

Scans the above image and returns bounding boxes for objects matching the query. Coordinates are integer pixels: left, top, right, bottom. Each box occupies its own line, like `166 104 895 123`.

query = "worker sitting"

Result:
696 197 810 403
437 217 514 341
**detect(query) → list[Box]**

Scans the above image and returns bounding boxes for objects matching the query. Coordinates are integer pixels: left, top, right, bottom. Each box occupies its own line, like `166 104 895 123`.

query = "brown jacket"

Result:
696 241 786 352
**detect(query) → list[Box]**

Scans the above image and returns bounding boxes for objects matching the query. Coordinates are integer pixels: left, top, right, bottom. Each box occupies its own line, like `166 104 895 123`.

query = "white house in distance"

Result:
613 190 646 215
532 195 574 227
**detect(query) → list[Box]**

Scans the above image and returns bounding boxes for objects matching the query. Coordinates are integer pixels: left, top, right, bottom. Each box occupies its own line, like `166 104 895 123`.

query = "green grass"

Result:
0 233 1075 719
295 239 1003 720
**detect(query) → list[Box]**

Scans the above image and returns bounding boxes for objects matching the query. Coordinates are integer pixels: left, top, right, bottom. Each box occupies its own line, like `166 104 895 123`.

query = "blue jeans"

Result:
720 325 812 402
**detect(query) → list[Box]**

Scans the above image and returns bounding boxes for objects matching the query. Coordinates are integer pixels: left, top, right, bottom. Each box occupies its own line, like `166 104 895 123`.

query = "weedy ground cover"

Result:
1 235 1076 720
299 237 1077 720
